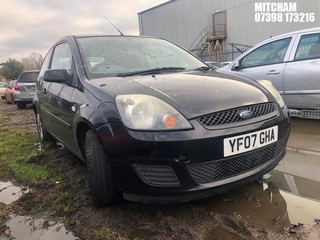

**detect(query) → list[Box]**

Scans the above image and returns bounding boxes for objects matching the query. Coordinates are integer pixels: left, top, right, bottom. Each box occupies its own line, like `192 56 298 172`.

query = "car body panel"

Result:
34 35 290 203
221 27 320 113
283 58 320 108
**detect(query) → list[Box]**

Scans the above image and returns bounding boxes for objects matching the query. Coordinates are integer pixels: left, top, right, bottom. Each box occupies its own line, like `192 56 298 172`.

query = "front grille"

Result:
197 103 277 128
133 164 180 187
186 137 287 184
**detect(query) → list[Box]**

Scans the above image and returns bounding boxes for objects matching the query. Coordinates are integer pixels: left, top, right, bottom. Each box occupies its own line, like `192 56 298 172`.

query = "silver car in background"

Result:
221 27 320 119
13 70 39 109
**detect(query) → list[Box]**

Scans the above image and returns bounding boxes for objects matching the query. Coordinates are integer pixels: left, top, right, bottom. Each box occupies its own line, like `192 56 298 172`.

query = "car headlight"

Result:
115 94 192 130
258 80 286 109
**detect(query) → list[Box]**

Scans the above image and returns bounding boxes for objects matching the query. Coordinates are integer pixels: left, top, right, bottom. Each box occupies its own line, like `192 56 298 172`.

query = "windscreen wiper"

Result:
117 67 185 77
194 66 212 71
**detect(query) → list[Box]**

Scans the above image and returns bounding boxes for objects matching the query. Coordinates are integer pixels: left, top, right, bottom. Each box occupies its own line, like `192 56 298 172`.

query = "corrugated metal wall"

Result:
138 0 320 59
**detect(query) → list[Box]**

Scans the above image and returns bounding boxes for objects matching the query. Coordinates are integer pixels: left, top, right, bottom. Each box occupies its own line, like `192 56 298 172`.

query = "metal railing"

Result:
188 26 213 52
199 43 252 62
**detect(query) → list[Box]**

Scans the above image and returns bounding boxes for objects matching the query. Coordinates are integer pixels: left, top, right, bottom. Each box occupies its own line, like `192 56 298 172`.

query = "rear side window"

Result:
17 72 39 83
294 33 320 60
240 37 291 68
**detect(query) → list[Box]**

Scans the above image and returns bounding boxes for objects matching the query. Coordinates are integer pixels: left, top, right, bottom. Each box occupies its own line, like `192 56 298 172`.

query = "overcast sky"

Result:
0 0 168 63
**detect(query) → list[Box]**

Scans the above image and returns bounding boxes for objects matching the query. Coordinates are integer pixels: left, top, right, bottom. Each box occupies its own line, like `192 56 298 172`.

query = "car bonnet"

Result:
89 71 269 119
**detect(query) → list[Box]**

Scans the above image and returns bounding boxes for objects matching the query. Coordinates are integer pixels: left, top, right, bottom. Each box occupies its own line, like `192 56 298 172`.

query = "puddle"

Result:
269 146 320 226
199 181 291 232
280 191 320 225
0 181 28 205
1 215 79 240
0 182 79 240
268 118 320 226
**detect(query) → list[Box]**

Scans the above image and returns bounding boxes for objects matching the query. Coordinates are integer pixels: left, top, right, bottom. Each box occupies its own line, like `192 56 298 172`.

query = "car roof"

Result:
71 34 157 38
58 34 161 43
270 27 320 39
245 27 320 51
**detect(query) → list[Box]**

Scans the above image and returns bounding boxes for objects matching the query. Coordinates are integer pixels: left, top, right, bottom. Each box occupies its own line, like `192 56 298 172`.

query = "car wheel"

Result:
85 129 120 207
16 102 26 109
36 112 53 143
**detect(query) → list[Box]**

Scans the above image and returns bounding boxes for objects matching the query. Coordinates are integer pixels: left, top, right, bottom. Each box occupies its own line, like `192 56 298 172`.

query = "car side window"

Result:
294 34 320 60
240 38 291 68
51 43 73 73
39 48 53 79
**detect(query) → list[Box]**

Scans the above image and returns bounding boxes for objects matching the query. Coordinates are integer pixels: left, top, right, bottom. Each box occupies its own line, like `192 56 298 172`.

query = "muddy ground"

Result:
0 101 319 240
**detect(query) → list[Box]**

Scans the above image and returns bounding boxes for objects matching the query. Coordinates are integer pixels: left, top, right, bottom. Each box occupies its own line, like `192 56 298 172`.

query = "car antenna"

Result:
104 17 124 36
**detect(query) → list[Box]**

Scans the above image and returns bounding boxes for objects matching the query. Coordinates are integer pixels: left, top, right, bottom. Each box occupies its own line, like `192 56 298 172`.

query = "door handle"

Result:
266 70 280 75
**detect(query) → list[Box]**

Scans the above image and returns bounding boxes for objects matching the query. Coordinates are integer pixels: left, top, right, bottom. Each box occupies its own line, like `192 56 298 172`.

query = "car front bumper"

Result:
96 110 290 203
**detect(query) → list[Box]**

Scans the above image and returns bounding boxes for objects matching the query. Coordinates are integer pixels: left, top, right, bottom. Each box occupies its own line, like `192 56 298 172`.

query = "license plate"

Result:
224 126 278 157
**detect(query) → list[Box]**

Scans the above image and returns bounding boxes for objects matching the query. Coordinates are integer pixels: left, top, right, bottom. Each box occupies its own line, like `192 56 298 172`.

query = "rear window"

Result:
17 71 39 83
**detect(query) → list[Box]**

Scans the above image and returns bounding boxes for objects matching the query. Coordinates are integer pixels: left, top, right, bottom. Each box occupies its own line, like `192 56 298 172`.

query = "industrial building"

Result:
138 0 320 62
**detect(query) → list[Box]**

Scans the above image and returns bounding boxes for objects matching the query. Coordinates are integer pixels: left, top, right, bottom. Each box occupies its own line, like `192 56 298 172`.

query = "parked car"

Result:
13 70 39 109
5 80 17 104
34 35 290 207
0 82 6 99
220 27 320 119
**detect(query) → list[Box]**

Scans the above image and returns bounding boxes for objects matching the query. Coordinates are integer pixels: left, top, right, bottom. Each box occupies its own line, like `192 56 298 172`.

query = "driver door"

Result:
230 37 294 97
40 42 78 149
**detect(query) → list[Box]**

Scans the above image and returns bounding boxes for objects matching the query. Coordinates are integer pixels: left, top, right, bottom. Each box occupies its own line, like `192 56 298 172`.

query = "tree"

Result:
21 52 44 70
0 59 24 80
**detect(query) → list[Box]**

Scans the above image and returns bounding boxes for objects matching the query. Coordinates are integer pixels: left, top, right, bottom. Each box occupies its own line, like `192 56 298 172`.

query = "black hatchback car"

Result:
33 35 290 207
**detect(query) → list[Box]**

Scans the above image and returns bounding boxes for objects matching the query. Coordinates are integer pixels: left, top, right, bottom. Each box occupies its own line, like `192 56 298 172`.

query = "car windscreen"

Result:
17 72 39 83
76 36 206 79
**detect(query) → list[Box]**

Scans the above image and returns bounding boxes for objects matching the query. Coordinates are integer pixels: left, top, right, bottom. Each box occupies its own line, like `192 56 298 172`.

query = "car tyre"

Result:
16 102 26 109
85 129 120 207
36 112 53 143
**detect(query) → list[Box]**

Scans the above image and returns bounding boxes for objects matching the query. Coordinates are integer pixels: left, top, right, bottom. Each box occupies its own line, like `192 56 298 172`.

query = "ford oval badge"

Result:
239 110 253 119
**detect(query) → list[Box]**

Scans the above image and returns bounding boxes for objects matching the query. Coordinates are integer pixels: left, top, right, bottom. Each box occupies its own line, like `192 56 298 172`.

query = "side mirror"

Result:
44 69 69 83
231 60 240 71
